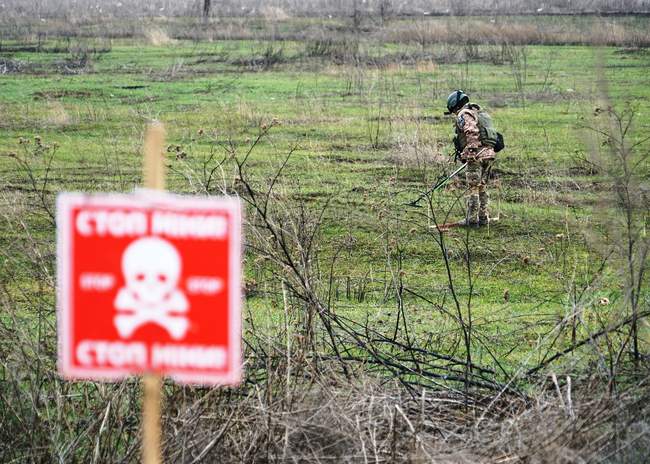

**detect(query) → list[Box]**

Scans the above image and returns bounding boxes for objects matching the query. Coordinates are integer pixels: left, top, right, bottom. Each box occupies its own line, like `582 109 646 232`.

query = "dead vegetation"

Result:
2 122 648 461
384 17 650 47
1 13 649 48
0 57 27 73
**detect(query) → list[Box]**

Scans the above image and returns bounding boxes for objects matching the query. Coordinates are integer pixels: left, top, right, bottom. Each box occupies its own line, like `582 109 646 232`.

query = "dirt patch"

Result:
615 47 650 55
368 115 444 125
33 89 97 99
119 95 160 104
605 62 648 69
188 54 230 66
327 155 374 164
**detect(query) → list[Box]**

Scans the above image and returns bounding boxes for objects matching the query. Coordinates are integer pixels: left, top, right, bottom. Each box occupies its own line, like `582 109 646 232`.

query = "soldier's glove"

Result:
463 147 479 161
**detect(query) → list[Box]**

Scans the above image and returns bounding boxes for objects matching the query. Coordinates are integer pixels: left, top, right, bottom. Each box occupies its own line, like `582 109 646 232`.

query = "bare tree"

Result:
378 0 392 25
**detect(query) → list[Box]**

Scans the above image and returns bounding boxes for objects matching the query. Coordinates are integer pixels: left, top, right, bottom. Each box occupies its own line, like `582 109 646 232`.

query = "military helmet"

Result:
446 90 469 113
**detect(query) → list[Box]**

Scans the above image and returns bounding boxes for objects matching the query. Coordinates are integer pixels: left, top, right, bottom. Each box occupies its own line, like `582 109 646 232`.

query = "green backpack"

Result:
478 110 505 152
477 111 499 148
456 106 505 154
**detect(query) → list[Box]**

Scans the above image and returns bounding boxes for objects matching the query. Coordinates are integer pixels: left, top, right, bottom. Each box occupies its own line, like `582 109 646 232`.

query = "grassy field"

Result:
1 15 649 462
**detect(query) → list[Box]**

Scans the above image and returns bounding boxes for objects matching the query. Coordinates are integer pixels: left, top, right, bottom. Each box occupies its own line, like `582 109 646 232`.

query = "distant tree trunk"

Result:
352 0 361 32
379 0 392 26
203 0 211 18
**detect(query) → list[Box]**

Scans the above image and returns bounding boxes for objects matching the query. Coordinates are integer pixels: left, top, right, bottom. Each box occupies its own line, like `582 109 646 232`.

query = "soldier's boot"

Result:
478 188 489 226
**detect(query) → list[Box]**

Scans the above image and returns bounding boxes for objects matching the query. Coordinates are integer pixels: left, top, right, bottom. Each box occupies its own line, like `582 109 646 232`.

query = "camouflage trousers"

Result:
465 159 493 224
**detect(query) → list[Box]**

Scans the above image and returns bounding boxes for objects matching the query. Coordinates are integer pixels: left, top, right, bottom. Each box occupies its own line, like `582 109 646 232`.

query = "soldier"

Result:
447 90 499 227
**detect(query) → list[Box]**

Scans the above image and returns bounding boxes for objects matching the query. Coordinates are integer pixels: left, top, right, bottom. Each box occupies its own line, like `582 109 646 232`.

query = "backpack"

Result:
477 110 504 151
494 132 505 153
460 105 505 153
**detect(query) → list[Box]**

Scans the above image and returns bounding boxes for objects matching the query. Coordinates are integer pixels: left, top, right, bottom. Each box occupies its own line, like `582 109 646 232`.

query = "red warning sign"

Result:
56 191 242 385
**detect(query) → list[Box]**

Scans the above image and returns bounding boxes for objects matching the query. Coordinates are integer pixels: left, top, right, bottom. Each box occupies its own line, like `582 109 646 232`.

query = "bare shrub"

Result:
55 50 93 74
260 6 290 22
304 36 360 63
144 26 173 46
0 57 27 73
157 369 649 463
390 132 446 170
503 44 529 106
340 64 366 95
231 43 285 70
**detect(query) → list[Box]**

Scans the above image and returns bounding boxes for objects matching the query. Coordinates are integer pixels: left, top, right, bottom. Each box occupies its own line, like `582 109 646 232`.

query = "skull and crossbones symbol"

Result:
114 237 189 340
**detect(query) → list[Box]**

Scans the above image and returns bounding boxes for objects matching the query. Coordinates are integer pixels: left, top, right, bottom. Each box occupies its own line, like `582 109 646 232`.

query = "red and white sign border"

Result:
56 190 243 385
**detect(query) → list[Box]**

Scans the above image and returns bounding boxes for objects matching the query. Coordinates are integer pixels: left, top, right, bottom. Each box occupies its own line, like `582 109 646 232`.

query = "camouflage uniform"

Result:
455 104 495 225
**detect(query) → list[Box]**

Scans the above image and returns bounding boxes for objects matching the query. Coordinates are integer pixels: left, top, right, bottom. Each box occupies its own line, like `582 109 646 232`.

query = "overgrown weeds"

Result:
2 14 649 49
1 115 649 462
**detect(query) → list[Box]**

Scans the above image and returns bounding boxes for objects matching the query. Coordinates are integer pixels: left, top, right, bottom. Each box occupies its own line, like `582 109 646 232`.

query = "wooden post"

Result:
142 121 166 464
143 374 163 464
143 122 166 191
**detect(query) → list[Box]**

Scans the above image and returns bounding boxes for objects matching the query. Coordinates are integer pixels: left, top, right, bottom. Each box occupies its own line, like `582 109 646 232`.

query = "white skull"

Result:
122 237 181 306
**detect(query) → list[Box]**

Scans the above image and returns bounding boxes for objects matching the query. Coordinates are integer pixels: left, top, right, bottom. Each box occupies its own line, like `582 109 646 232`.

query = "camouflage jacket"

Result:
454 104 495 161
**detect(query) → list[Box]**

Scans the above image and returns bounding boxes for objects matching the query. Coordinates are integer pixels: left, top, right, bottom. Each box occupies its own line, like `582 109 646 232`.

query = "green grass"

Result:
1 28 649 377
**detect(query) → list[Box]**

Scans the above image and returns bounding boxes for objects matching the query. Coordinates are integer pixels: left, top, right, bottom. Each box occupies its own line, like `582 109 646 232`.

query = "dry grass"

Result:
260 6 291 22
44 100 72 126
144 27 173 46
389 125 447 170
2 12 648 47
415 59 437 73
384 18 650 47
156 369 650 463
2 290 648 464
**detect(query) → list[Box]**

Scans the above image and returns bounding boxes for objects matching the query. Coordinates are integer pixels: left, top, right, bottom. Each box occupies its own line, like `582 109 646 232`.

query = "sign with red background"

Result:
57 192 242 385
